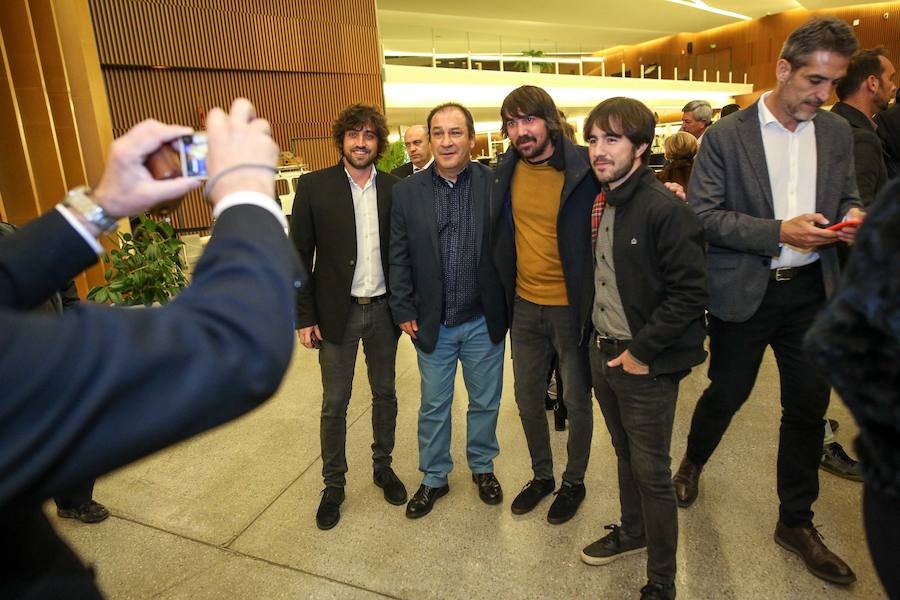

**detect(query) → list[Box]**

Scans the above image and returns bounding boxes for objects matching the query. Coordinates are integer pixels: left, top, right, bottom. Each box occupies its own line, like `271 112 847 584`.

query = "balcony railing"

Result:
384 51 748 84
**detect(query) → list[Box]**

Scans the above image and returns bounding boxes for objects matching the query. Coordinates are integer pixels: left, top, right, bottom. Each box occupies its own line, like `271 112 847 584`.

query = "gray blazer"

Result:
688 101 861 322
388 162 508 353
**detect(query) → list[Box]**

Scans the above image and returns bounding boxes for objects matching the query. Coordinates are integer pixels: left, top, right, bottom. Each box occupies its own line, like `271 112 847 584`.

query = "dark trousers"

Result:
685 264 828 527
53 479 95 510
0 505 103 599
864 484 900 599
318 299 398 488
590 341 678 585
511 297 592 484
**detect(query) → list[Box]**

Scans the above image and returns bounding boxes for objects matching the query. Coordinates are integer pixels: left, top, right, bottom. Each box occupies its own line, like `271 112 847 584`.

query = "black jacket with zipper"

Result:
600 167 708 376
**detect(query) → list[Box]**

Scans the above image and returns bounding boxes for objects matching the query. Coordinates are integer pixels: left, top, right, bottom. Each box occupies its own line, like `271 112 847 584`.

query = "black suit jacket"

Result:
291 163 400 341
832 102 888 206
490 136 599 338
391 162 414 179
389 163 508 353
0 206 299 507
875 103 900 180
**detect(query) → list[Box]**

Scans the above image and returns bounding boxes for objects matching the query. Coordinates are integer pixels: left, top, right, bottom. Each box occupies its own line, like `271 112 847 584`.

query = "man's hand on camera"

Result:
204 98 278 205
91 120 202 220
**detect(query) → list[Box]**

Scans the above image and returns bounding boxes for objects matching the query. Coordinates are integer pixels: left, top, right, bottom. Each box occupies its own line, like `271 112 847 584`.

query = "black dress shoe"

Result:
472 473 503 505
672 455 702 508
57 500 110 524
547 481 585 524
774 521 856 584
316 486 344 530
405 484 449 519
374 467 408 505
510 478 555 515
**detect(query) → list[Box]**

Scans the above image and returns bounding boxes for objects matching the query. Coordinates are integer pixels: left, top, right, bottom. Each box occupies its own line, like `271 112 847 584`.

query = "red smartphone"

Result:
825 219 861 232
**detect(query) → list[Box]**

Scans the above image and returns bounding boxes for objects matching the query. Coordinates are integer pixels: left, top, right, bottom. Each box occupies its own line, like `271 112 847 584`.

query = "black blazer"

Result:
389 163 508 353
832 102 888 206
490 136 599 338
391 162 414 179
875 103 900 180
0 206 299 507
291 162 400 341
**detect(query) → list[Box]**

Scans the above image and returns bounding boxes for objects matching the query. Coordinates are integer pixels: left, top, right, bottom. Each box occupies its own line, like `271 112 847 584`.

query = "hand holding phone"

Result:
824 219 862 232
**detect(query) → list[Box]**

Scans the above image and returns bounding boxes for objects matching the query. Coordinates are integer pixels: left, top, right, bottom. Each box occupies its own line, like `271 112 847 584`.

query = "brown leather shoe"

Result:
774 521 856 585
672 456 702 508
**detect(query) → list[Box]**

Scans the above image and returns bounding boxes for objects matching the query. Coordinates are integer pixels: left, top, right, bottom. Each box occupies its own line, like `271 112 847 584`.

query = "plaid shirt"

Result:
591 191 607 248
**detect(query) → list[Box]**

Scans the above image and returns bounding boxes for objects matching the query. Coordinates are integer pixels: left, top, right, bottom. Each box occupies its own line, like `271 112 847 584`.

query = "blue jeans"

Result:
415 316 504 488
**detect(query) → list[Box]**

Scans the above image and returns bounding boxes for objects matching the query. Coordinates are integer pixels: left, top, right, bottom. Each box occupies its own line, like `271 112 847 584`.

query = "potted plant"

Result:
87 215 187 306
514 50 552 74
377 138 406 173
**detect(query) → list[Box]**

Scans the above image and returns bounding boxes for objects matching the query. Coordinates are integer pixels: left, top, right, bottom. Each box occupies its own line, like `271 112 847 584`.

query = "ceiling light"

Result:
666 0 751 21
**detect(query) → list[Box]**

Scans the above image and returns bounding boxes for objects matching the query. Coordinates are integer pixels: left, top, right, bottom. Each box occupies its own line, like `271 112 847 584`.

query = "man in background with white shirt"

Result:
391 125 433 178
671 18 863 585
292 103 406 531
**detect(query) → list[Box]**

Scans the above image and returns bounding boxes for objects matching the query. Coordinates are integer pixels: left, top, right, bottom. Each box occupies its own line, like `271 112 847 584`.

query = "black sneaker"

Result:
315 486 344 530
510 478 555 515
581 524 647 565
57 500 110 524
640 581 676 600
820 442 863 482
547 481 585 524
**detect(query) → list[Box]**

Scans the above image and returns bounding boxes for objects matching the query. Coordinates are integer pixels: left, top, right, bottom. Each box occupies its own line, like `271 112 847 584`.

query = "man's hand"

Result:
91 120 202 219
835 207 865 245
779 213 839 249
607 349 649 375
399 320 418 339
664 182 686 201
204 98 278 205
297 325 322 349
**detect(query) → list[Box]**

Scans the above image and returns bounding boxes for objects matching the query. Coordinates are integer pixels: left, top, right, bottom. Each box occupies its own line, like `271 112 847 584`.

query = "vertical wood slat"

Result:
89 0 382 233
594 3 900 104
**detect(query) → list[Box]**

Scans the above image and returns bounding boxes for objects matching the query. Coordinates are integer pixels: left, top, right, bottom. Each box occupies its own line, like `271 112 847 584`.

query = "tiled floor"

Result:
51 339 885 599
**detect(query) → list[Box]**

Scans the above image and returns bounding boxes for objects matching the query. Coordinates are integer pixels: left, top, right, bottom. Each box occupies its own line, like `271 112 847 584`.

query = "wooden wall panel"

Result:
89 0 383 233
595 2 900 108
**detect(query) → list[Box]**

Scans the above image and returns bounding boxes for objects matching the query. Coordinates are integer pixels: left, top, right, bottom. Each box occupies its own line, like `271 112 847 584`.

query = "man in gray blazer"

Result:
389 102 508 518
672 18 864 585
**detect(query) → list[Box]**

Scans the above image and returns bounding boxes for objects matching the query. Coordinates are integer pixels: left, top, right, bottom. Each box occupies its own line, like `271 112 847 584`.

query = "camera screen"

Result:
181 133 208 178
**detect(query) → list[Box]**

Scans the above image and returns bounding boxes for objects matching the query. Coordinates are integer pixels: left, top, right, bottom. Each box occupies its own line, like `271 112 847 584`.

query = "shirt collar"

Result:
344 163 376 190
432 164 469 189
413 158 434 173
758 91 815 133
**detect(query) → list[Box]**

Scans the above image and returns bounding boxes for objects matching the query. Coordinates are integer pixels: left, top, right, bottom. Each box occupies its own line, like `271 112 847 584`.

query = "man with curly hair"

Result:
291 103 406 530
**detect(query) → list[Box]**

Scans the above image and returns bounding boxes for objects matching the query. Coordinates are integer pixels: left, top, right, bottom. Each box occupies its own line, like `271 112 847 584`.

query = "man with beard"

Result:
577 97 707 600
673 18 864 584
389 103 508 518
392 125 433 178
491 85 598 524
832 47 896 206
292 103 406 530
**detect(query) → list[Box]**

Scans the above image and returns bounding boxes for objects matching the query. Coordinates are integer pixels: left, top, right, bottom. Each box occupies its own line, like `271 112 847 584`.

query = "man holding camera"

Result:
1 98 299 598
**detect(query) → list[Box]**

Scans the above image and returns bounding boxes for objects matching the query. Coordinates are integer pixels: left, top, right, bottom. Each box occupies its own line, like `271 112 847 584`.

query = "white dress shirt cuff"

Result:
213 191 289 235
56 204 104 255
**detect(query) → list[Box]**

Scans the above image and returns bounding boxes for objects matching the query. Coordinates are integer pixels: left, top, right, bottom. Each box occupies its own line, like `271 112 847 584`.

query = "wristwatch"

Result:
62 186 119 233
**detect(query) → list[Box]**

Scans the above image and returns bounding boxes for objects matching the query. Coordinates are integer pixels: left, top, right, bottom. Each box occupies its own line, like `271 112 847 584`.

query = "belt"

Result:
769 262 818 282
595 334 630 355
351 294 386 305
